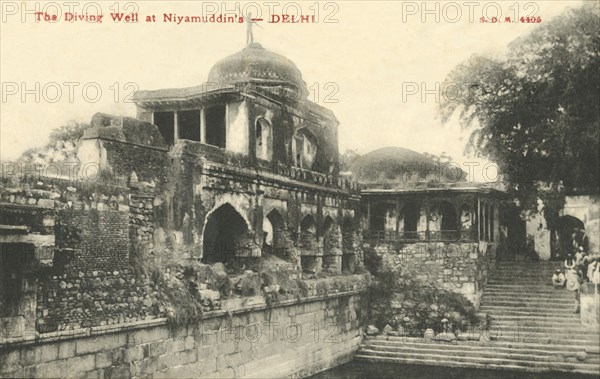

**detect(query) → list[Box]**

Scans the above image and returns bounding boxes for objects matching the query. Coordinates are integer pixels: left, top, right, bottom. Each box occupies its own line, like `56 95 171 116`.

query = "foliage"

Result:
422 152 454 165
339 149 361 172
440 3 600 227
363 247 383 275
17 122 88 166
149 265 204 327
365 246 480 336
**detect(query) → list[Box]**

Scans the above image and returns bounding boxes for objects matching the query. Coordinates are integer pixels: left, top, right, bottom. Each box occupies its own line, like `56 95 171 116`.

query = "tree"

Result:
17 122 88 166
339 149 361 172
440 3 599 228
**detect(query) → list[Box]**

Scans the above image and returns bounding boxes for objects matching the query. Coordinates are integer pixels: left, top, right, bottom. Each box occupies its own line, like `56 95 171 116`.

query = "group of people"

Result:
552 229 599 313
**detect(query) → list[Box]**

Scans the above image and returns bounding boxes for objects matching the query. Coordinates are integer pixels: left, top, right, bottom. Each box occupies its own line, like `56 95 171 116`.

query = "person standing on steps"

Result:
578 228 590 253
575 246 588 279
565 254 582 313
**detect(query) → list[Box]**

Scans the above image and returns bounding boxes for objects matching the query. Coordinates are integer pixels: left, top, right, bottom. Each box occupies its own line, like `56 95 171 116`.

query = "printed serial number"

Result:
480 16 542 23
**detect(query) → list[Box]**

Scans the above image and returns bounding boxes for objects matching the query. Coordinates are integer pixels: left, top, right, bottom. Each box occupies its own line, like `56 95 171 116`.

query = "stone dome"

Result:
207 43 308 98
349 147 467 187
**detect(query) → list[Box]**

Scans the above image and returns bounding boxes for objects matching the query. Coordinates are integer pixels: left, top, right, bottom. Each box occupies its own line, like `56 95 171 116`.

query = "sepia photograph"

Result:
0 1 599 378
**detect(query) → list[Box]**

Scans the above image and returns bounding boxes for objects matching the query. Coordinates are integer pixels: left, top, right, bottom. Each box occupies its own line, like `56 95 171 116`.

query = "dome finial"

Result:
245 12 263 46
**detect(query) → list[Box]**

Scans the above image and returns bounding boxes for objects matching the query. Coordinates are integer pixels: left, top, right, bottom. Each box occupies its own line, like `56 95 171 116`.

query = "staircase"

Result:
356 261 600 376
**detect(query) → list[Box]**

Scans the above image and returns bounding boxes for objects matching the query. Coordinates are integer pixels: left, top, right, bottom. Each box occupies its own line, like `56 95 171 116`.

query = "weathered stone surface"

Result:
433 332 457 342
366 325 380 335
0 290 367 379
382 324 393 334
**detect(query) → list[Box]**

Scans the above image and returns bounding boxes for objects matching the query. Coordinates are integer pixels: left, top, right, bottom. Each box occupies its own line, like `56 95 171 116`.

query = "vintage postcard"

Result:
1 1 599 378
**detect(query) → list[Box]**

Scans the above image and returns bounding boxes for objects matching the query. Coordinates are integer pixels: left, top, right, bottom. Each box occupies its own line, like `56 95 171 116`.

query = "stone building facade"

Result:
0 42 363 347
349 147 504 305
82 42 362 274
527 194 600 260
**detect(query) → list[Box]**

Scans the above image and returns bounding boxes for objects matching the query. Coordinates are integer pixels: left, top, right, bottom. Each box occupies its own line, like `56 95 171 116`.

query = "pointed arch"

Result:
263 209 286 259
299 214 319 273
255 117 273 161
202 203 250 264
292 127 318 170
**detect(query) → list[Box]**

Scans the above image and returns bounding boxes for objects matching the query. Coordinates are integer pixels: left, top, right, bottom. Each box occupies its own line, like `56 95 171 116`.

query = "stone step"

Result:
481 292 576 300
481 299 576 306
491 271 564 274
480 309 579 322
489 273 568 279
483 291 575 297
493 267 562 270
480 312 579 319
481 301 577 309
490 322 590 331
481 296 577 308
483 288 562 294
355 350 600 375
492 335 600 346
367 336 600 354
489 274 564 278
479 305 577 314
487 281 558 285
488 314 584 323
481 296 576 303
480 308 578 315
485 284 558 289
488 274 568 285
490 274 562 276
486 325 598 337
488 317 584 327
480 311 578 319
489 272 562 276
493 264 563 269
487 281 564 286
487 281 560 285
361 342 600 364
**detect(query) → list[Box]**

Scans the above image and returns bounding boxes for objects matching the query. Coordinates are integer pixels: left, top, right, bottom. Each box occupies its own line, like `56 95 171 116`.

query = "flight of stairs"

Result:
356 261 600 376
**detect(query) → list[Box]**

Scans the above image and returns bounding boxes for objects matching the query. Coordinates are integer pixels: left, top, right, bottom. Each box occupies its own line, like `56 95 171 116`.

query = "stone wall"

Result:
525 195 600 260
0 176 156 335
0 285 367 379
580 283 599 329
55 208 130 270
367 241 497 306
563 195 600 255
35 267 156 335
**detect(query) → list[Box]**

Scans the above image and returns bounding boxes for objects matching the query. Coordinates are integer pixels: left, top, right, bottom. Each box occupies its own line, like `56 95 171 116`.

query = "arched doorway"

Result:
255 118 273 161
370 202 396 237
459 204 474 240
292 128 317 169
299 215 319 273
429 201 457 240
400 203 419 240
202 203 249 264
263 210 286 259
555 215 585 259
439 201 458 240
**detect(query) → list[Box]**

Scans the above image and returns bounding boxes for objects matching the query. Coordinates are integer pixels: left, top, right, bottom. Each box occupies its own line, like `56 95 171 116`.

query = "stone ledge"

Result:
0 281 368 349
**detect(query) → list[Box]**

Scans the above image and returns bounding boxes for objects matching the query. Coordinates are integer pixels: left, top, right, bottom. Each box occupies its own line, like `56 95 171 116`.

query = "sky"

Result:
0 0 585 179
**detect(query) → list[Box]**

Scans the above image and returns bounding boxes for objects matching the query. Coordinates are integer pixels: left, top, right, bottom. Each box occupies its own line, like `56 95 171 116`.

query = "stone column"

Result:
395 199 401 239
424 199 430 240
200 107 206 144
455 199 461 241
173 112 179 142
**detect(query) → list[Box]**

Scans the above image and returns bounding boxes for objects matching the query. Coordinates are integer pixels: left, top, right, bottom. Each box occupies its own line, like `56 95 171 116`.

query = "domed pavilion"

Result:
350 146 503 245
